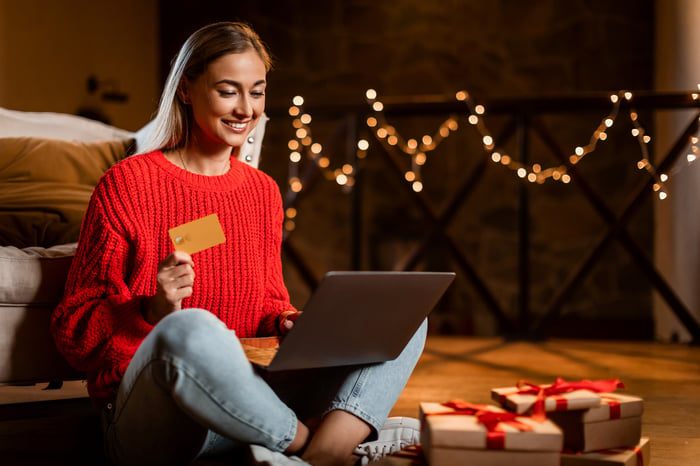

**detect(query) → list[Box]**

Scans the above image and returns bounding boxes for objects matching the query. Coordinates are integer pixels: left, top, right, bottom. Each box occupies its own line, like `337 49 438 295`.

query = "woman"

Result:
51 22 426 466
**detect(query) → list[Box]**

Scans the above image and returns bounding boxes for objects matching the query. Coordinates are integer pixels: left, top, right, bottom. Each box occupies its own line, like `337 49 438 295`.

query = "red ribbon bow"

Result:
503 378 625 420
435 399 534 450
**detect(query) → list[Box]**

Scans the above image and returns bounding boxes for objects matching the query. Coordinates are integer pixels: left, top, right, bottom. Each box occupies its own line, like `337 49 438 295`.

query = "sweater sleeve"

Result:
256 177 297 336
51 185 153 375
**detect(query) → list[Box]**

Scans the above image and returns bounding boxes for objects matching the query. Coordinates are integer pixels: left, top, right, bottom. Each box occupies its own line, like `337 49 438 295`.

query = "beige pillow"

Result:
0 137 134 247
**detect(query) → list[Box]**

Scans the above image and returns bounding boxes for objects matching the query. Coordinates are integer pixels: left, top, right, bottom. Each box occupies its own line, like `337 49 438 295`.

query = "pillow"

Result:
0 137 134 247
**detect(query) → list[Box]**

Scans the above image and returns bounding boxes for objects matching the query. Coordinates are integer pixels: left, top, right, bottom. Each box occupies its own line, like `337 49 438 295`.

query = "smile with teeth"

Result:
223 121 247 130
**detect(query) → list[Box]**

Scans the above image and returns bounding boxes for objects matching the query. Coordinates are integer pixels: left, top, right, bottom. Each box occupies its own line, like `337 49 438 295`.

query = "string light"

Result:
287 87 700 213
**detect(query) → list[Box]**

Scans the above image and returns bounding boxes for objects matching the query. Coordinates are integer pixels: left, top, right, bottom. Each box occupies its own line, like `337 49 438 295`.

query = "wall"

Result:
654 0 700 342
0 0 159 131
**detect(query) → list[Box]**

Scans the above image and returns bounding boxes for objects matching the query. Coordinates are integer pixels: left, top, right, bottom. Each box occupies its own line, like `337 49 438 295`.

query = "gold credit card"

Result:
168 213 226 254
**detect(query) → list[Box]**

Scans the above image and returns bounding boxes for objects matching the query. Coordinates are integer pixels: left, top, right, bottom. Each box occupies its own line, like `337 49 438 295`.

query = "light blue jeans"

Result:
102 308 427 466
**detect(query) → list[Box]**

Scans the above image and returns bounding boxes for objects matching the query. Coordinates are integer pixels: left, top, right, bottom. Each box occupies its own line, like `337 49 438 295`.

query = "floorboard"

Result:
1 337 698 465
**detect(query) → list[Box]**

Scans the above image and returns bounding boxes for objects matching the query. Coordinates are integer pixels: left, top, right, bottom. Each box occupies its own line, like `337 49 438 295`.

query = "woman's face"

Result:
182 50 267 153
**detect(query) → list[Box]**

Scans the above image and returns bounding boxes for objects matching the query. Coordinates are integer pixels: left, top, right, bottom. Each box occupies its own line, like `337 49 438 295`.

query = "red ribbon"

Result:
500 378 625 419
429 399 534 450
601 395 622 419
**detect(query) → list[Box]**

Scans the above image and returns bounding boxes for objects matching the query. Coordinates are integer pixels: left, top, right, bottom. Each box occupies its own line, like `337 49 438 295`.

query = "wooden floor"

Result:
1 337 699 465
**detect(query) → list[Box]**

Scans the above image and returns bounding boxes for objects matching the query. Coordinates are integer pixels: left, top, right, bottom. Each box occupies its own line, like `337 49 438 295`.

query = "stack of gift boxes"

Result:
419 378 650 466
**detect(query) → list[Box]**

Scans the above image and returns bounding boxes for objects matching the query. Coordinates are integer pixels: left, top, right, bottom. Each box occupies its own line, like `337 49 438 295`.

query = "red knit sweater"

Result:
51 151 296 406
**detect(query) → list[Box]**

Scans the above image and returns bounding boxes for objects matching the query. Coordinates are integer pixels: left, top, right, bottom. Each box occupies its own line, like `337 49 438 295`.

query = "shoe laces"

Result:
355 440 409 464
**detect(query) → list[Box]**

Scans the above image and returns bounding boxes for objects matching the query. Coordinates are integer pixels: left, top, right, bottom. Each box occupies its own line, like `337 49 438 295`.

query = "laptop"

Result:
240 271 456 371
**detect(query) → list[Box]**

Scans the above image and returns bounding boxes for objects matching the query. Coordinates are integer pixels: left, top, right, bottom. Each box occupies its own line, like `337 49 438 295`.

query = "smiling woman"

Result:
49 21 427 466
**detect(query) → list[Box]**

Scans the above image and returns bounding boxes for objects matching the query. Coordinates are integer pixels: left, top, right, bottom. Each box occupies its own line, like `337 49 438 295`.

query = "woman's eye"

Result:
218 90 236 96
251 91 265 97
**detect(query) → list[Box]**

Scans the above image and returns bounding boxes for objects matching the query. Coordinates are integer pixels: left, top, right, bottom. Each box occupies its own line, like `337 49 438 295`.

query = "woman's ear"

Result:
177 79 191 105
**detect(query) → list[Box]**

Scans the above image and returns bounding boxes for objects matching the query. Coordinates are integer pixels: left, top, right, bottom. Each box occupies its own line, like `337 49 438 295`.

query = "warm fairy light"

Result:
387 135 399 145
491 152 501 163
284 219 295 231
422 135 433 145
290 177 302 192
624 91 633 100
288 106 300 117
366 117 378 127
289 151 301 163
293 95 304 106
575 146 584 156
311 143 323 154
605 118 614 127
293 119 303 129
610 94 619 103
372 102 384 112
659 191 668 200
336 174 348 185
286 207 297 218
407 138 418 150
455 90 468 101
475 105 485 115
468 115 479 125
660 173 669 182
288 140 300 150
357 139 369 151
342 164 353 175
415 153 427 165
405 171 416 182
412 181 423 192
318 157 330 168
300 114 312 124
482 135 494 146
377 128 388 138
296 128 308 139
517 168 527 178
366 89 377 100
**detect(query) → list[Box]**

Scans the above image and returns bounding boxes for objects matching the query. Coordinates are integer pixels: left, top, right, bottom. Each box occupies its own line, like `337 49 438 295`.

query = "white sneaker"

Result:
354 417 421 464
247 444 310 466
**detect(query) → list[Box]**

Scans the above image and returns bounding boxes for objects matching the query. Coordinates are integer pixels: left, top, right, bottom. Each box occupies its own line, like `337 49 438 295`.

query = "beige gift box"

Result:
560 436 650 466
419 401 563 466
547 393 644 452
491 385 602 414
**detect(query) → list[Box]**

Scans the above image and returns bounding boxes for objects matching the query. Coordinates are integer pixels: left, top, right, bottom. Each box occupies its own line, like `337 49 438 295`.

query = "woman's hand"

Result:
277 310 302 335
142 251 195 325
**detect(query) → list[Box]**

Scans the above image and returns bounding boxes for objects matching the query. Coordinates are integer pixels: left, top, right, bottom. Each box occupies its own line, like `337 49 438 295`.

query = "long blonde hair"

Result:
138 22 272 154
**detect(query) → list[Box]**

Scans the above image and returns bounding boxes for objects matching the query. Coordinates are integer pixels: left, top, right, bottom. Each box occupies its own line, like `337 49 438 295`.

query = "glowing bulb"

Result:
342 164 353 175
422 135 433 146
439 127 450 137
605 118 614 127
336 174 348 185
528 173 537 182
599 132 608 141
659 191 667 200
284 220 296 231
311 143 322 154
288 106 300 116
412 181 423 192
372 101 384 112
296 128 308 139
377 128 388 138
643 135 651 144
290 177 303 192
293 96 304 106
575 146 584 156
405 171 416 182
455 90 469 101
415 153 427 165
407 139 418 150
365 89 377 100
491 152 501 163
286 207 297 218
688 154 697 163
517 168 527 178
366 117 378 127
624 91 633 100
562 174 571 183
631 128 640 137
637 160 648 169
653 183 661 192
288 140 300 150
532 164 541 173
289 151 301 163
318 157 329 168
660 173 669 182
610 94 619 103
468 115 478 125
357 139 369 151
475 105 485 115
300 114 312 124
292 119 303 129
501 155 511 165
387 135 398 146
482 135 493 147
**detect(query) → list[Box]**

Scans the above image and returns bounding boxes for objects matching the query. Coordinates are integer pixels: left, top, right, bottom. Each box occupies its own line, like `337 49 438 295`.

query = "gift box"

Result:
547 393 643 452
491 378 625 415
420 400 563 466
560 437 650 466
